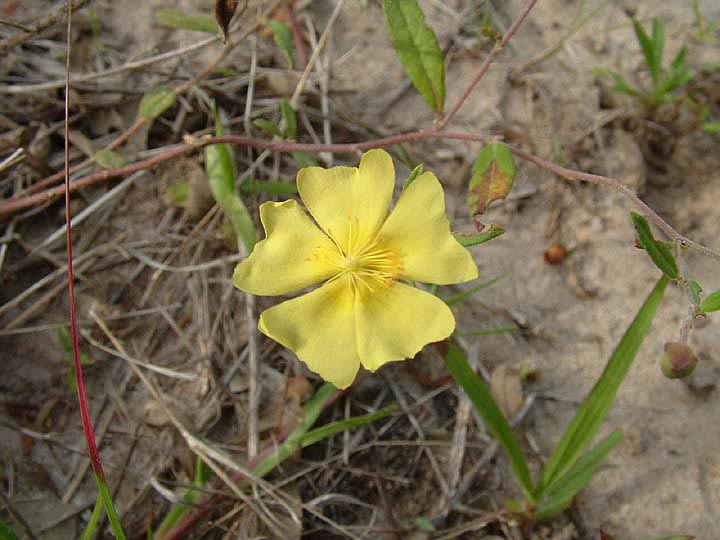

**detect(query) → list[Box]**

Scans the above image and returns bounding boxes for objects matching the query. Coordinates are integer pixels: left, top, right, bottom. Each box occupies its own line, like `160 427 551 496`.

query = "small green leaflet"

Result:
138 85 176 120
630 212 679 279
95 149 127 170
699 288 720 313
468 144 516 219
155 8 217 34
688 279 702 306
402 164 423 191
269 20 296 69
165 182 189 207
382 0 445 114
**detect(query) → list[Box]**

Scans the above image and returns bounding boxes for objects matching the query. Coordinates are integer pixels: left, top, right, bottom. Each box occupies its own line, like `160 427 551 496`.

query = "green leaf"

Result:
537 276 668 495
204 143 235 206
382 0 445 114
0 519 18 540
205 100 235 204
402 164 423 191
291 151 318 168
444 340 534 500
699 288 720 312
453 225 505 247
671 45 688 72
631 212 679 279
651 17 665 82
701 122 720 135
444 273 507 306
95 149 127 170
413 517 436 532
301 405 396 447
137 85 176 120
165 182 189 207
252 383 337 478
155 8 217 34
281 98 297 139
632 18 660 84
253 118 283 137
468 144 516 218
80 497 103 540
534 430 623 520
225 194 256 254
645 536 695 540
268 20 296 69
688 279 702 306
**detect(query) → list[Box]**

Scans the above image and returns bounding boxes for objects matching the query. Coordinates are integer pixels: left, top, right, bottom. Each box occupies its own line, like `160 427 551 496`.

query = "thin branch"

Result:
0 0 93 56
437 0 539 129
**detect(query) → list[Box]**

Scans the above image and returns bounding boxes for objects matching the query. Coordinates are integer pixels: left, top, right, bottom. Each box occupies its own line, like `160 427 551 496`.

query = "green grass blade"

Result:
651 17 665 81
252 383 337 478
382 0 445 114
444 340 534 500
94 474 126 539
301 405 396 447
537 276 668 494
534 429 623 520
155 458 212 536
444 273 507 306
80 496 103 540
632 19 659 84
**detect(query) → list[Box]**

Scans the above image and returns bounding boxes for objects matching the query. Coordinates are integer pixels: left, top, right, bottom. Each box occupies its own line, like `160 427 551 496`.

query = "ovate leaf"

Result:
253 118 283 137
688 279 702 306
382 0 445 114
268 20 296 69
138 85 176 120
155 8 217 34
215 0 239 43
699 289 720 313
95 149 127 170
204 142 235 205
225 194 256 254
631 212 679 279
468 144 516 218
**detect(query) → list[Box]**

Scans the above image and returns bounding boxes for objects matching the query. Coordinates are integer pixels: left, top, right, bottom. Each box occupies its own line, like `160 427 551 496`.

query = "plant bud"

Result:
660 342 698 379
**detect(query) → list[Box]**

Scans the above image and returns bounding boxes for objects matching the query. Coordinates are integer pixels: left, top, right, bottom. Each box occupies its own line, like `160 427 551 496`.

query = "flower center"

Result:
308 217 404 298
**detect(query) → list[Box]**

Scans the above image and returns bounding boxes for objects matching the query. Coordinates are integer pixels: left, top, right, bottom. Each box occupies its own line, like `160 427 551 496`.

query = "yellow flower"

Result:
233 149 478 389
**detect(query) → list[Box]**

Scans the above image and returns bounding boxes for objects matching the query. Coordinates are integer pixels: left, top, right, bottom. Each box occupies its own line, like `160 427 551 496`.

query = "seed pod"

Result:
660 342 698 379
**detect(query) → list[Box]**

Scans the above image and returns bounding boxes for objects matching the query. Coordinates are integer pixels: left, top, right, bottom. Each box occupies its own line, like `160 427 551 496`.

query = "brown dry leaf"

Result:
215 0 240 43
489 364 523 418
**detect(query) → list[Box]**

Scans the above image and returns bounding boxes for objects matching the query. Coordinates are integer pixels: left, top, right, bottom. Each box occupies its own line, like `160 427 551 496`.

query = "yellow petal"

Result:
297 149 395 253
379 171 478 284
233 200 338 296
259 275 360 389
356 282 455 372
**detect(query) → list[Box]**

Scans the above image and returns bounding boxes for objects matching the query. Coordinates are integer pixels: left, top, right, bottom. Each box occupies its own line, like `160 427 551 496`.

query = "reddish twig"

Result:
437 0 539 130
3 129 718 264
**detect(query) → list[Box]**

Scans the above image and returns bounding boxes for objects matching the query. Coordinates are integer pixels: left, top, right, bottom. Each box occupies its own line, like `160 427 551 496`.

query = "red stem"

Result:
64 0 106 485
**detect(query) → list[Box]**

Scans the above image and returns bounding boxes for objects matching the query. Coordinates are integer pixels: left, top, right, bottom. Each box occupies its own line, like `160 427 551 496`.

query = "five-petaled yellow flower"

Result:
233 149 478 389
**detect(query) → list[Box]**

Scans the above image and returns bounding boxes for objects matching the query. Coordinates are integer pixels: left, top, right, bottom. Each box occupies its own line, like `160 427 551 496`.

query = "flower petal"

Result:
356 282 455 372
297 149 395 253
379 171 478 284
233 200 338 296
259 275 360 389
